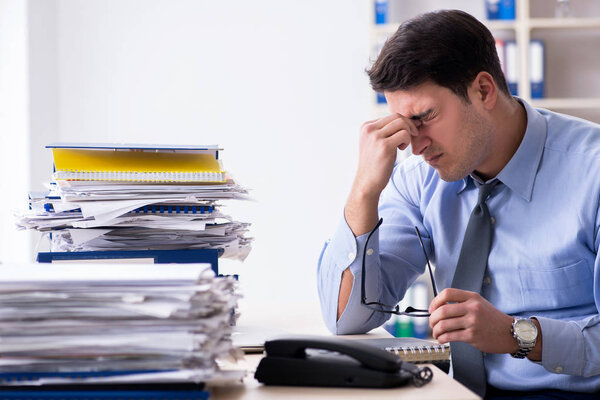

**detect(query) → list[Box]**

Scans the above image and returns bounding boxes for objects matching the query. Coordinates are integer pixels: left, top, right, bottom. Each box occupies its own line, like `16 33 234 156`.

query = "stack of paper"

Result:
0 263 243 386
14 143 252 261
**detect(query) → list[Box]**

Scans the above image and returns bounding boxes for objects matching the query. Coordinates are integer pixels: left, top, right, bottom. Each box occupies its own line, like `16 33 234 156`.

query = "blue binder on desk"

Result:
37 249 221 275
0 371 210 399
0 390 210 399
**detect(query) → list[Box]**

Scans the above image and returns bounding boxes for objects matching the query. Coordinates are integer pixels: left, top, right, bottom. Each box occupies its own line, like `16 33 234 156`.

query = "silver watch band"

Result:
510 347 533 359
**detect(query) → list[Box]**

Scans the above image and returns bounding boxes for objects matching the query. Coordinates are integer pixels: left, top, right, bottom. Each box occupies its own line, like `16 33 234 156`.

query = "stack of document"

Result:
15 143 252 261
0 263 243 386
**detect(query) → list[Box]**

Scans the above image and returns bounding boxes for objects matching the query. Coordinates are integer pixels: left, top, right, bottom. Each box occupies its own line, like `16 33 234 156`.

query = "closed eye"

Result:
413 111 437 129
410 109 436 128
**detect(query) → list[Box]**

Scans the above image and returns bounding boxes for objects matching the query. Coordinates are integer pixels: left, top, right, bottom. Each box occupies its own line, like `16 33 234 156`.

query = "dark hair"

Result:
367 9 510 102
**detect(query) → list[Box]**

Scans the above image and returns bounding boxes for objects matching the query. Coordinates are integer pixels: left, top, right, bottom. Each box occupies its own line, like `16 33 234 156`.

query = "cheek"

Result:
426 119 461 148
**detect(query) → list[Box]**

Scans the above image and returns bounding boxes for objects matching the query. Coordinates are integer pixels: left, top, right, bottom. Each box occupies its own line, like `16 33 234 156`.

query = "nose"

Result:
411 134 431 156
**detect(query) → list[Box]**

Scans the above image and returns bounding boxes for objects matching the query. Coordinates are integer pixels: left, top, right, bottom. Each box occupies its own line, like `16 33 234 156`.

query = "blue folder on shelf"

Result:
37 249 220 275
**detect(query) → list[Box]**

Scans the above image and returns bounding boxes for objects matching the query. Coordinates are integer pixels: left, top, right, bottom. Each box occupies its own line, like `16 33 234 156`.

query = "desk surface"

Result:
207 300 479 400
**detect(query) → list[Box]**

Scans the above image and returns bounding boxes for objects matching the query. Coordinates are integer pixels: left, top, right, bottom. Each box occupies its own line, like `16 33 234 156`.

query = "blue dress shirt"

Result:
317 100 600 392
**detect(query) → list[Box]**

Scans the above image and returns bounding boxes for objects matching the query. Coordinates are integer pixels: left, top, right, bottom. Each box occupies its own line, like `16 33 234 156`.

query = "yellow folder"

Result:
48 144 226 183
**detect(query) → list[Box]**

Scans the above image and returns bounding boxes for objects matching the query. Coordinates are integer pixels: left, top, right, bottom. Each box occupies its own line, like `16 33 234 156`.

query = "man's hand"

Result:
354 113 417 203
344 113 418 237
337 113 417 320
428 288 516 354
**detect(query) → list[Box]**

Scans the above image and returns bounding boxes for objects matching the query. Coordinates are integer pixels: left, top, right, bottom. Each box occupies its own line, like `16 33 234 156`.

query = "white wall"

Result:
0 0 32 263
18 0 371 326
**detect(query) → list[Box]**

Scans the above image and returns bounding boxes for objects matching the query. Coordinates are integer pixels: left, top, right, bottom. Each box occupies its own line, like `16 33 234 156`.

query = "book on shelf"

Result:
502 39 546 99
505 39 519 96
529 39 545 99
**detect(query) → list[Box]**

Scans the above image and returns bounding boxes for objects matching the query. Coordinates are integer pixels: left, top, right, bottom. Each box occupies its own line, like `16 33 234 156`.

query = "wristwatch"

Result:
510 317 538 359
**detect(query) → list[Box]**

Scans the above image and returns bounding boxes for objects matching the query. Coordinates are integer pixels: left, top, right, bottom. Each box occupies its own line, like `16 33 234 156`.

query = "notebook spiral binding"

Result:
385 343 450 363
53 170 226 183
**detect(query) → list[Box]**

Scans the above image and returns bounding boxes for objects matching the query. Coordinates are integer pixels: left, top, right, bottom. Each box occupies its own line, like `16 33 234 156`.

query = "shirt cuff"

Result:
536 316 585 375
327 214 359 272
319 214 385 334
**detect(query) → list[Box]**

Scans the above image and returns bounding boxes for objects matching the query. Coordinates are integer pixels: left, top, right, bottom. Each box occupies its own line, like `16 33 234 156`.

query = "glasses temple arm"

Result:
414 226 438 298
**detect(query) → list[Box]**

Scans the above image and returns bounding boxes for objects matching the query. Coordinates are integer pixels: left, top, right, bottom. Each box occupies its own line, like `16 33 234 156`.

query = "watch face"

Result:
515 319 538 341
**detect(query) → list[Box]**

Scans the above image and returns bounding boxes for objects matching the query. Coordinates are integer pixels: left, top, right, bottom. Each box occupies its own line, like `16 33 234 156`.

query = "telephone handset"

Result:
254 336 433 388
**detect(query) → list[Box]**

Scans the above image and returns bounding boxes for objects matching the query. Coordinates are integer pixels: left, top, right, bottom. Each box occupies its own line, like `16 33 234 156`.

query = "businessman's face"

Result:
385 81 494 182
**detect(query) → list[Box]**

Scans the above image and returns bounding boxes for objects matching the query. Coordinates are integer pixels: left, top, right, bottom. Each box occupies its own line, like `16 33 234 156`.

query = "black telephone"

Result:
254 336 433 388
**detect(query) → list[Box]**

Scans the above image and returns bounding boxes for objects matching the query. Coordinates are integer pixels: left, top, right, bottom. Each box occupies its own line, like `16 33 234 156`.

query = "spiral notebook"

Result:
359 337 450 371
46 143 226 183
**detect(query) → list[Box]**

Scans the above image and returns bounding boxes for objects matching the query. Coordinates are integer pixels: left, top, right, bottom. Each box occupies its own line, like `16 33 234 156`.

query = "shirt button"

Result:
490 216 496 225
483 276 492 285
366 248 374 256
348 252 355 261
555 366 563 373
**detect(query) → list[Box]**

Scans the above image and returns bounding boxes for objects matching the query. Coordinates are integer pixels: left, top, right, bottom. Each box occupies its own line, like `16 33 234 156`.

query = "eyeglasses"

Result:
360 218 438 317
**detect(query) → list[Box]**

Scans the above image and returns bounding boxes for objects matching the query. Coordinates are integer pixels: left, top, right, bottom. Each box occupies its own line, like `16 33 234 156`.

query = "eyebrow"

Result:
409 108 434 122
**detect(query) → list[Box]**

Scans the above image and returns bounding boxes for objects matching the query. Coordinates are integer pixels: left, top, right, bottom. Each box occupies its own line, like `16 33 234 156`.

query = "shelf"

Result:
369 1 600 117
531 98 600 109
528 18 600 29
373 18 600 33
375 98 600 113
485 20 517 31
374 21 518 34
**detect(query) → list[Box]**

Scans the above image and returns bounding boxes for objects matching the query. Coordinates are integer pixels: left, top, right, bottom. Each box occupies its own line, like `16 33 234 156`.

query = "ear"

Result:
469 71 497 110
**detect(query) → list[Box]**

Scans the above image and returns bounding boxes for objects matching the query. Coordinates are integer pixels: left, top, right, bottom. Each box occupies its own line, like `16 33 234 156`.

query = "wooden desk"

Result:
207 300 480 400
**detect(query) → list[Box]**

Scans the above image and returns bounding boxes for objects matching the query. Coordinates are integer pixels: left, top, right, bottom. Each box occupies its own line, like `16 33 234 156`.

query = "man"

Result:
317 9 600 399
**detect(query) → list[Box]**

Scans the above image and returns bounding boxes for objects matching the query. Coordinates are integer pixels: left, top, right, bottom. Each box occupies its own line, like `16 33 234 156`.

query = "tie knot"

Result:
476 179 500 204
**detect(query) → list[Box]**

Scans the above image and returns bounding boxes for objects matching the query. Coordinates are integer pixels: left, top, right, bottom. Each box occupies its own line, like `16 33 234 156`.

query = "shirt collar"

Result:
456 98 547 201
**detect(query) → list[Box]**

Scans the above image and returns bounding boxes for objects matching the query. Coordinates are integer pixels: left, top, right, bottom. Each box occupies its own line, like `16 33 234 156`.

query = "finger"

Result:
431 315 468 341
367 113 418 136
361 114 400 135
428 302 469 328
436 328 473 345
428 288 476 313
369 113 405 129
379 116 418 139
385 128 412 151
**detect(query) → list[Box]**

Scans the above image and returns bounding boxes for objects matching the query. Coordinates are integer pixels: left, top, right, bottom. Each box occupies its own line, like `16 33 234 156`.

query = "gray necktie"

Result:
450 179 500 398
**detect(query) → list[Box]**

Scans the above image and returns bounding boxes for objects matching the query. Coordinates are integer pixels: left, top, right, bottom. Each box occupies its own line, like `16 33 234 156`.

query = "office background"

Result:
1 0 599 328
0 0 371 321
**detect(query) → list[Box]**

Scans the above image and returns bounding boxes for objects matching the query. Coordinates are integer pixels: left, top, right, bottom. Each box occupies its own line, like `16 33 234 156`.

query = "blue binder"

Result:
504 40 519 96
374 0 388 24
0 372 209 399
0 390 210 399
498 0 515 20
37 249 220 275
529 39 545 99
